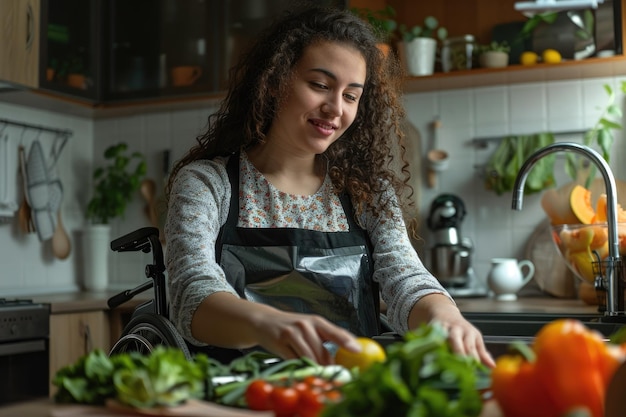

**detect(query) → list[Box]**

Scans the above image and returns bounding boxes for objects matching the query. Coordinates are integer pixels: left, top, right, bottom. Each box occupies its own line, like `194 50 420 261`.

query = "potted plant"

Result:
350 6 398 56
478 41 511 68
83 143 146 291
398 17 448 76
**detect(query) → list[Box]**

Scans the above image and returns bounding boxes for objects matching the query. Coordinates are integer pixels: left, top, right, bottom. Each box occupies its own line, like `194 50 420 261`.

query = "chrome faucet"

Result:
512 142 624 317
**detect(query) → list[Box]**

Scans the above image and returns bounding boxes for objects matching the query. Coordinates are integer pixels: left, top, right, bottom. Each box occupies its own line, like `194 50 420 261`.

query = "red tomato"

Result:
270 386 300 417
297 388 324 417
245 379 274 411
323 389 342 403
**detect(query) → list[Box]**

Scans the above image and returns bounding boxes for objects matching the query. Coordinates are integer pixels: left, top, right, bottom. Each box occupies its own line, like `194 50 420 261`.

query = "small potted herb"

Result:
398 16 448 76
86 143 147 225
398 16 448 43
478 41 511 68
83 143 146 291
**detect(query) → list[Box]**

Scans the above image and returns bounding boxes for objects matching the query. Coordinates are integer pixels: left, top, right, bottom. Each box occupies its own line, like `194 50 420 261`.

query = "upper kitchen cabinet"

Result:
0 0 347 106
0 0 41 89
38 0 226 103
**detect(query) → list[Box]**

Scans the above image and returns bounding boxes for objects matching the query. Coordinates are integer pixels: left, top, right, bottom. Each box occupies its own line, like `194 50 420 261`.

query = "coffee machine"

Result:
426 194 487 297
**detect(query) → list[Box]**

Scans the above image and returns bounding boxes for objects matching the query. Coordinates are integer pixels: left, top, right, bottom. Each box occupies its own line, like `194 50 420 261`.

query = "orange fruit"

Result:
334 337 386 371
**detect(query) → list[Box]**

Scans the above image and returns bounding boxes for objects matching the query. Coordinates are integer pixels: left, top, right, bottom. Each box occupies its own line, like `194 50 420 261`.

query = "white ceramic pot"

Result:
404 37 437 76
82 224 111 291
479 51 509 68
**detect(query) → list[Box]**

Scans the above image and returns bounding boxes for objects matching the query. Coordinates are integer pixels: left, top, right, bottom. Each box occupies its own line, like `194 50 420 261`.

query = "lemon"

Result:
542 49 562 64
335 337 386 371
520 51 539 66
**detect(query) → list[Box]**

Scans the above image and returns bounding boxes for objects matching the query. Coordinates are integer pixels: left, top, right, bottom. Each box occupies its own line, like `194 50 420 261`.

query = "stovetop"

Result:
0 298 50 342
0 298 38 306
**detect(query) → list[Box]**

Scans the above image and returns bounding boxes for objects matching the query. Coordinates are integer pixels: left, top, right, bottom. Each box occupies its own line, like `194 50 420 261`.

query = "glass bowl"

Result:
550 223 626 284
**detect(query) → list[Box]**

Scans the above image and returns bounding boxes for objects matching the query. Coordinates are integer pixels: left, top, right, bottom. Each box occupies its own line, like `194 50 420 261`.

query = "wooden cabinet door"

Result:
48 310 111 396
0 0 40 88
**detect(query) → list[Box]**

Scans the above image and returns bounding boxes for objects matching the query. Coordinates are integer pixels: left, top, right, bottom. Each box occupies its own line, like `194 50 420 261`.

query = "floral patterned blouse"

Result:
164 152 451 345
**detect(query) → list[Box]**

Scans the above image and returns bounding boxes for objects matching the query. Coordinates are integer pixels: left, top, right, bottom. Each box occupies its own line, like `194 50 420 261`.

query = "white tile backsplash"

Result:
1 75 625 296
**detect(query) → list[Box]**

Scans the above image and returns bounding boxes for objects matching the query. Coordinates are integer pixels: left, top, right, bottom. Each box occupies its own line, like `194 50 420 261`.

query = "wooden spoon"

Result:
52 210 71 259
140 178 159 227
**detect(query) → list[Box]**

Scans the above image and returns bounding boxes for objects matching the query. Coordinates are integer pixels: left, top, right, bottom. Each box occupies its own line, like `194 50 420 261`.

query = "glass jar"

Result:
441 35 476 72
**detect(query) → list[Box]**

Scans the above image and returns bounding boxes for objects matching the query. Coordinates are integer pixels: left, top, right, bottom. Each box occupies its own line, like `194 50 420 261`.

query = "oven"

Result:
0 298 50 405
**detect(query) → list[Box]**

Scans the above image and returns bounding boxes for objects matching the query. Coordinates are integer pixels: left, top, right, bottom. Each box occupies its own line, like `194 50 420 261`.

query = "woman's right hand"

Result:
191 293 362 365
251 308 363 365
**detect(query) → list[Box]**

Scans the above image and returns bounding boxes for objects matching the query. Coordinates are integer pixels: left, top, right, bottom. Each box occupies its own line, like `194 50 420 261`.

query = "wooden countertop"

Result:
455 296 599 315
0 398 506 417
31 291 151 314
30 291 599 316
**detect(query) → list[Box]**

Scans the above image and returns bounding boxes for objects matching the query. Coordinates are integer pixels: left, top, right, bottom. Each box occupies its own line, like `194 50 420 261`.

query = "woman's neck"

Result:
246 145 325 196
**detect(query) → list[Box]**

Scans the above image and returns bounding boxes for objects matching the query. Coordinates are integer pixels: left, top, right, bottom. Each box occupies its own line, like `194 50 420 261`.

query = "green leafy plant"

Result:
484 81 626 195
566 81 626 186
350 6 398 43
518 10 594 43
478 40 511 54
86 142 146 225
399 16 448 42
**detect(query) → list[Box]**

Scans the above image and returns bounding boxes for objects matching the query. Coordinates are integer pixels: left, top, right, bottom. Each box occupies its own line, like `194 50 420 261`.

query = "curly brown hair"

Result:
168 5 415 224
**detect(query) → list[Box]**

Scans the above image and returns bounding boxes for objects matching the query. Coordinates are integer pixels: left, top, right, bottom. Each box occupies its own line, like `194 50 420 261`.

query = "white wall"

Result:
0 74 625 296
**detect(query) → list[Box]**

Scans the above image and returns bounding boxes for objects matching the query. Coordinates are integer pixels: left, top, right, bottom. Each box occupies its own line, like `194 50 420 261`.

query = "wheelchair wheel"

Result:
109 313 192 360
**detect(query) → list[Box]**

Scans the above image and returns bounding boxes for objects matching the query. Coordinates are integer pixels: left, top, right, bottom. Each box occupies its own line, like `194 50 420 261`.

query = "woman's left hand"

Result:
408 293 496 368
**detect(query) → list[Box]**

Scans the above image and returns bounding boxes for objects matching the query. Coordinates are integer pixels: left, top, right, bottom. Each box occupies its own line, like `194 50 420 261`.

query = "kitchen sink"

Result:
373 312 626 358
462 312 626 357
463 311 625 338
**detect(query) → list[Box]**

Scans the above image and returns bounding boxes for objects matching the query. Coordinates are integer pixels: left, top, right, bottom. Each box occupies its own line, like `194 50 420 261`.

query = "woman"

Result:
165 5 494 367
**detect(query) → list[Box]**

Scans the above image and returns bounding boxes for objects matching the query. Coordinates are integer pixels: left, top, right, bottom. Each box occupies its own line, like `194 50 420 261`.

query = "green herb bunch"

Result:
53 347 205 407
321 323 490 417
86 142 146 224
484 133 556 196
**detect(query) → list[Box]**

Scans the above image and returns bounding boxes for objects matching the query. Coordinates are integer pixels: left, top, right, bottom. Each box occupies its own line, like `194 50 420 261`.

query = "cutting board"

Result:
50 399 272 417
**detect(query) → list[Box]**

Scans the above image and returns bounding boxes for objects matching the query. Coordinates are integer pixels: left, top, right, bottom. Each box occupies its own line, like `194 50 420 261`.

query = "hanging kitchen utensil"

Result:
17 145 35 234
47 132 71 259
51 202 71 259
426 117 449 188
140 178 159 228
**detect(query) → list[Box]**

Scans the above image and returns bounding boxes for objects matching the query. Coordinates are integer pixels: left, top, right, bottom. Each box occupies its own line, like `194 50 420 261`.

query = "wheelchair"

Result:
107 227 193 360
107 227 397 360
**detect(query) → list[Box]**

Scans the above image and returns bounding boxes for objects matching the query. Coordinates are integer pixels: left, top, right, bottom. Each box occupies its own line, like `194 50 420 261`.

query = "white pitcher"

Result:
487 258 535 300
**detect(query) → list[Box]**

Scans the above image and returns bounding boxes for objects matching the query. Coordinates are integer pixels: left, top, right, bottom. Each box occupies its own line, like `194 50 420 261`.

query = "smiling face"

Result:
266 41 367 156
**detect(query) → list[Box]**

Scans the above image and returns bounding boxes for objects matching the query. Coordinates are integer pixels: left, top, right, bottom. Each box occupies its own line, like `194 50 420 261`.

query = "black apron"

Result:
191 153 379 362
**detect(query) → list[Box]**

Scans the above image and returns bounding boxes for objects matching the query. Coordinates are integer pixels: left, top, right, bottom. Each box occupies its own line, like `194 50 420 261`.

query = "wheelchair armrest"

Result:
111 227 160 252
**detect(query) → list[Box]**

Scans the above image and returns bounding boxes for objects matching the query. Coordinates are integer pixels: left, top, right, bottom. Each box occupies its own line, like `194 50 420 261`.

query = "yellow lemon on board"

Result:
520 51 539 65
334 337 386 371
542 49 562 64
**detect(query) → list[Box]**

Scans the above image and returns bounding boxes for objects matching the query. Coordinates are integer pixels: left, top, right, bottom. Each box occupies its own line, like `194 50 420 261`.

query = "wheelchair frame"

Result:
107 227 191 359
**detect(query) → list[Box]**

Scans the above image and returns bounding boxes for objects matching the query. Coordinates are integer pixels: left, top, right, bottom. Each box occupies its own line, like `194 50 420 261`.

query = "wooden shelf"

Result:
403 55 626 92
1 57 625 118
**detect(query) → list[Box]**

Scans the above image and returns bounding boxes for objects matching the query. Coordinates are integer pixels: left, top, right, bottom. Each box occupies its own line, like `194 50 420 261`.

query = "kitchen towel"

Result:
26 140 60 241
0 132 19 219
